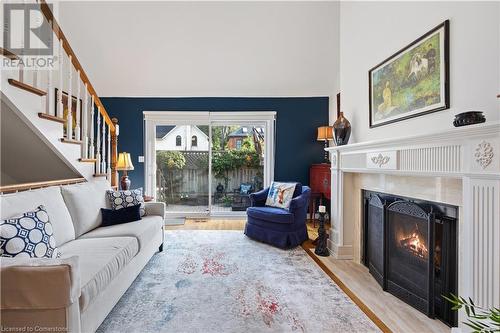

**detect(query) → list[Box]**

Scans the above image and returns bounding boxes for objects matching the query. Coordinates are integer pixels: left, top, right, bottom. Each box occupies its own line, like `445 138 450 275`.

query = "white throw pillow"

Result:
61 179 111 237
106 188 146 217
265 182 297 210
1 186 75 247
1 205 61 258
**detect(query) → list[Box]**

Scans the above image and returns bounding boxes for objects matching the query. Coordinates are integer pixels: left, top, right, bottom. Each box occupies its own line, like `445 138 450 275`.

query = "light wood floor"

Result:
165 217 327 237
165 218 448 333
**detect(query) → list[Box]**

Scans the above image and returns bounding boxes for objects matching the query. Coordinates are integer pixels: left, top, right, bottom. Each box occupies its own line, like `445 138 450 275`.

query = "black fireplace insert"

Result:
363 190 458 327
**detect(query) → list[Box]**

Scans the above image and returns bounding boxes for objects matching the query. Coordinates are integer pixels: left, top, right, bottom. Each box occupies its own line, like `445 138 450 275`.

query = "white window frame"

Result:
143 111 276 217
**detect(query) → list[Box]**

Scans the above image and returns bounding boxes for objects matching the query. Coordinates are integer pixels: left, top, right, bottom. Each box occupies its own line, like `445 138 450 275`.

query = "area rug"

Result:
97 231 380 333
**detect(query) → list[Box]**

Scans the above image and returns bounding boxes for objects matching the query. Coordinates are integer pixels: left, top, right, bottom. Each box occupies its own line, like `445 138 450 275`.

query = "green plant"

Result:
156 151 186 201
444 294 500 332
222 195 232 207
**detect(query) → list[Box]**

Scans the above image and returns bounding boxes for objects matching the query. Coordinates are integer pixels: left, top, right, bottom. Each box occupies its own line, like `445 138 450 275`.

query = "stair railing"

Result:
1 1 119 188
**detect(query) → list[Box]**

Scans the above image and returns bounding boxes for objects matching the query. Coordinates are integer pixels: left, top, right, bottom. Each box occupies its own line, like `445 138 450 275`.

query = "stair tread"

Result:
38 113 66 124
60 138 82 145
8 79 46 96
79 158 97 163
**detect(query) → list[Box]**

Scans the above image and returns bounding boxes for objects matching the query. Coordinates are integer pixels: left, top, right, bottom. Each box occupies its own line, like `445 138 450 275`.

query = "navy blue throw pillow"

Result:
101 204 141 227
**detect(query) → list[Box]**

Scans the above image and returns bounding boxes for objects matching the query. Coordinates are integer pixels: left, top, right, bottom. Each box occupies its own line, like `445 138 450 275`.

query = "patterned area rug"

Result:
97 231 379 333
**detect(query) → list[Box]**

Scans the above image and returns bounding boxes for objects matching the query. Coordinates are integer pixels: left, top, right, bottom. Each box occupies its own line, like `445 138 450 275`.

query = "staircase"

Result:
0 1 119 191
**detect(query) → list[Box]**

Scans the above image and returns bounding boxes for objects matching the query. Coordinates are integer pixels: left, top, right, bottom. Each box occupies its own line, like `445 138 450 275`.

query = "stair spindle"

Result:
66 55 73 139
57 40 63 118
89 95 95 159
107 124 111 180
75 70 81 141
95 108 101 174
46 65 53 115
82 84 89 159
101 110 106 174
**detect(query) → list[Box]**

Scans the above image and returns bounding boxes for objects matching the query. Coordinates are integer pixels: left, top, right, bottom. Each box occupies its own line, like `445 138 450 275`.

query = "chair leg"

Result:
159 243 164 252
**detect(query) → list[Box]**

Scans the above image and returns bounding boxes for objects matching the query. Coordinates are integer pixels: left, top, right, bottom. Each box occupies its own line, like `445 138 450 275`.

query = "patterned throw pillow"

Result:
0 205 61 258
265 182 297 210
106 188 146 217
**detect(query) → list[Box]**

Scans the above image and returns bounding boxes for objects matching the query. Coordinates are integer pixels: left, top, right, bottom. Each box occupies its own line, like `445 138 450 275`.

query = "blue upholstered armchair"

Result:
244 184 311 249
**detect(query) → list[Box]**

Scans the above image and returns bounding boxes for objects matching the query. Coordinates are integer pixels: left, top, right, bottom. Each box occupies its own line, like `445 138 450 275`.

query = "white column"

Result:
107 124 111 180
82 84 89 159
75 70 81 141
89 96 95 159
66 55 73 139
328 150 353 259
57 40 64 118
101 113 106 174
95 108 101 174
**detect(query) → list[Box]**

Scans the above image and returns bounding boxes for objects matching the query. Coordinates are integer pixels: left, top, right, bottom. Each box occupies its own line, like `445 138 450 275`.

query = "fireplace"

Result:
363 190 458 327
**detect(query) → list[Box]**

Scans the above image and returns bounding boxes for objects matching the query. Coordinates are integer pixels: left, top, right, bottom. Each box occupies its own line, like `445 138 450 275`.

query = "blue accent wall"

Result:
101 97 329 189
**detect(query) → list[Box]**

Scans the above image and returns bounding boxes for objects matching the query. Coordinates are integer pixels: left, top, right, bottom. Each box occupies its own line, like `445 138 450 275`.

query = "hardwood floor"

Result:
164 218 448 333
164 217 327 236
302 241 451 333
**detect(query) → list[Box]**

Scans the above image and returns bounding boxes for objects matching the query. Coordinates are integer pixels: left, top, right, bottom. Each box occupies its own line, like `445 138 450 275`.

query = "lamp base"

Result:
120 175 131 191
323 140 330 163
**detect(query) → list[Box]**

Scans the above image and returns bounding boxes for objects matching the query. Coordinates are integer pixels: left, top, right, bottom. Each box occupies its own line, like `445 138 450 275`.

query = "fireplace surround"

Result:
325 122 500 328
363 190 458 326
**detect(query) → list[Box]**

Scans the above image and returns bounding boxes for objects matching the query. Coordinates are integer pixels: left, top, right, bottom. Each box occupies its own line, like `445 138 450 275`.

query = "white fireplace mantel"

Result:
325 121 500 314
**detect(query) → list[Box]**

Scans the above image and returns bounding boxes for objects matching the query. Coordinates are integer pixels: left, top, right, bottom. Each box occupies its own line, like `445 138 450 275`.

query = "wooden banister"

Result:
0 178 86 194
39 1 115 132
0 47 20 60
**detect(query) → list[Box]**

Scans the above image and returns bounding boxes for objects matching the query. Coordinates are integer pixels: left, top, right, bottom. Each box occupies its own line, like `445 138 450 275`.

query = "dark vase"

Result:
333 112 351 146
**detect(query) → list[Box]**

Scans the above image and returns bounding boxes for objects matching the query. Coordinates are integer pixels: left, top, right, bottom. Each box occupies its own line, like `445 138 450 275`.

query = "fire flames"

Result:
399 225 428 259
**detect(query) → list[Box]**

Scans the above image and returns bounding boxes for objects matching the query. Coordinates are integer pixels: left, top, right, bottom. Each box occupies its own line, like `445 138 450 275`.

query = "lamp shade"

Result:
116 152 134 171
317 126 333 141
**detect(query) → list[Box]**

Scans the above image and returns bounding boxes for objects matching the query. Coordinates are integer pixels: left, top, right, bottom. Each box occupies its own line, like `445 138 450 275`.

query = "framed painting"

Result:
55 88 83 139
369 20 449 128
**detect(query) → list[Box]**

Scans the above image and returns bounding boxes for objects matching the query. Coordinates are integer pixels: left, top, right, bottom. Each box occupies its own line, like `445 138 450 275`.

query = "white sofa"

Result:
0 180 164 333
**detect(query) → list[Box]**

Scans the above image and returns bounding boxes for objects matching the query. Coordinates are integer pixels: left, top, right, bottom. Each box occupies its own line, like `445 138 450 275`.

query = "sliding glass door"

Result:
144 111 275 217
155 124 210 215
210 123 265 213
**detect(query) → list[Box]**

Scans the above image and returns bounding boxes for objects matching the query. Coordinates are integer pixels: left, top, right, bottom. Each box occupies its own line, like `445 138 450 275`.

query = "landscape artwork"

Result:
369 21 449 128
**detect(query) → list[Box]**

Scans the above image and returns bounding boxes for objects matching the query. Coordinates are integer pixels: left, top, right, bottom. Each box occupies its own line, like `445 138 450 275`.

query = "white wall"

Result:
339 1 499 143
59 1 340 101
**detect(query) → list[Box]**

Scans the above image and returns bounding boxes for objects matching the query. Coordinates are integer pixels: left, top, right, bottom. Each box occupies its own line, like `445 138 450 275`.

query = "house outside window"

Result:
236 139 242 150
176 135 182 146
191 135 198 147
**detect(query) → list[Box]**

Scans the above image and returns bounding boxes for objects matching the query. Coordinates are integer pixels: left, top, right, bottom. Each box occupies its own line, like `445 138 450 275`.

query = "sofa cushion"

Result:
1 205 61 258
1 186 75 247
79 215 162 251
106 188 146 217
61 180 111 238
101 204 142 227
247 206 294 224
59 237 139 311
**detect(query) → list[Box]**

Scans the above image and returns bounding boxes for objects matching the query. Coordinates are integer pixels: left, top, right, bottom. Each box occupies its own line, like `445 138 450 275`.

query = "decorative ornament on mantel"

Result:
371 154 390 168
333 93 351 146
474 141 494 169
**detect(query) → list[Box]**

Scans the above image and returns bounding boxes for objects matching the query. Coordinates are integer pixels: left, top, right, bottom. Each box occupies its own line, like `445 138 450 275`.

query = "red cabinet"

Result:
309 163 331 200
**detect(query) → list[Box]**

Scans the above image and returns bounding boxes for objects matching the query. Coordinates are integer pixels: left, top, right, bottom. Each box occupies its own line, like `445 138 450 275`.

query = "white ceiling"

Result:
59 1 339 97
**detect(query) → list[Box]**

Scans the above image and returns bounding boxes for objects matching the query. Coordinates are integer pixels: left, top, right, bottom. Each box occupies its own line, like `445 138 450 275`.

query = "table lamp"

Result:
116 152 134 190
317 126 333 163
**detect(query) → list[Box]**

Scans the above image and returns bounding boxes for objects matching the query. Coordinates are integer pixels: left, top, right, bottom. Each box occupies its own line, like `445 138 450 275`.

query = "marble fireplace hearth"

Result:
326 122 500 329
